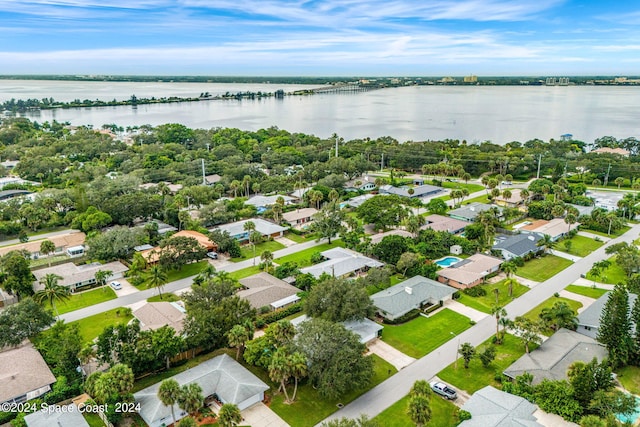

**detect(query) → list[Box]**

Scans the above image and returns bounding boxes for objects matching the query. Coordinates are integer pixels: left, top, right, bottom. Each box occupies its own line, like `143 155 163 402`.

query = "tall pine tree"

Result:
631 294 640 365
597 284 633 367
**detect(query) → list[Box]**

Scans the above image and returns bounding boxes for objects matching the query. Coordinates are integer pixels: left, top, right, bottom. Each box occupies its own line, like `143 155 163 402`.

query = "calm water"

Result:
1 80 639 144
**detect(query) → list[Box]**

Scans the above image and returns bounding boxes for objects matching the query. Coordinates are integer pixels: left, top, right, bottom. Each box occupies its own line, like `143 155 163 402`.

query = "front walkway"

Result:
443 299 488 323
534 409 579 427
513 275 541 288
549 249 582 262
558 290 597 314
577 231 612 242
572 278 615 290
242 402 289 427
368 339 415 370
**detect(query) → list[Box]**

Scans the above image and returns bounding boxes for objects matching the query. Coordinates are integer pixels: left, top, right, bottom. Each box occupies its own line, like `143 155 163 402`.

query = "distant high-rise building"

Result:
463 75 477 83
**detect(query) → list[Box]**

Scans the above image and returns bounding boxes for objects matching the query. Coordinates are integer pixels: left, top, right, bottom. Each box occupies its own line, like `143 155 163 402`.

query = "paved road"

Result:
60 238 328 323
320 222 640 424
0 228 81 248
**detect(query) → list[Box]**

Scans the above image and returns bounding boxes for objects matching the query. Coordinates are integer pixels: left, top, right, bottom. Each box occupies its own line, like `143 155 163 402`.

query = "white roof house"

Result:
25 404 89 427
300 247 383 279
291 315 383 344
212 218 287 242
32 261 129 290
245 195 295 209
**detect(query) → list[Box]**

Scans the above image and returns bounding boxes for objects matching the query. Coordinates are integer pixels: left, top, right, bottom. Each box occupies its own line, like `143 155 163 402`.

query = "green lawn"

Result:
381 309 472 358
585 256 627 285
147 293 180 303
582 225 631 238
373 392 459 427
458 193 491 205
456 279 530 314
232 240 285 262
83 413 105 427
47 286 117 315
228 265 263 280
564 284 608 299
30 254 68 268
69 307 134 344
134 261 209 290
522 296 583 336
436 182 485 202
438 333 530 394
284 232 317 244
516 255 573 282
270 354 396 427
557 235 604 257
616 365 640 395
274 240 344 267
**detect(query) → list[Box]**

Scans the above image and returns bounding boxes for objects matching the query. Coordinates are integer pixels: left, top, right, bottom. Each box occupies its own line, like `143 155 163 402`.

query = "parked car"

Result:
430 381 457 400
110 281 122 290
206 251 218 260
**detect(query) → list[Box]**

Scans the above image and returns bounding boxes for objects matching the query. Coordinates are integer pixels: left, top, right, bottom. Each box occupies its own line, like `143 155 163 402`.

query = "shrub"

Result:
257 302 303 325
458 410 472 422
463 286 487 297
382 309 421 324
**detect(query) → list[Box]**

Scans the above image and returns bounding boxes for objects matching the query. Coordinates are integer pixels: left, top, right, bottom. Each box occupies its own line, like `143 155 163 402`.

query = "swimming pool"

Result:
616 396 640 424
435 256 462 267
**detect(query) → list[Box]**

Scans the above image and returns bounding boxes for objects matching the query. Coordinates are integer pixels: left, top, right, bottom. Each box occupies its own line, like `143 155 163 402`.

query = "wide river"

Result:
1 80 639 144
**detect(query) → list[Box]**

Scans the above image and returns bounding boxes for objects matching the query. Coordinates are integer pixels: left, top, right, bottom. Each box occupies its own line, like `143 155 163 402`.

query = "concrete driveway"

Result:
242 403 289 427
558 289 596 313
443 300 488 323
110 278 138 297
368 339 415 370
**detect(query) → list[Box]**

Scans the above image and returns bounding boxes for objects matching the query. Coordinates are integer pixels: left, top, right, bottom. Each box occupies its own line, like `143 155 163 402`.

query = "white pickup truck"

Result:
430 381 457 400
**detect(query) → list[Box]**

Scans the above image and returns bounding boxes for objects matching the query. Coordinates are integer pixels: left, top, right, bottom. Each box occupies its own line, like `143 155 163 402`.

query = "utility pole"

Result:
335 135 339 158
381 153 384 171
536 154 542 179
604 163 612 187
201 159 206 185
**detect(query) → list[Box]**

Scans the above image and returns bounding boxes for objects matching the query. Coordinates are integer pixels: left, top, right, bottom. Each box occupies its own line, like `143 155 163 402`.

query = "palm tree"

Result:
39 239 56 267
589 260 611 286
269 349 292 402
177 383 204 418
537 234 556 254
146 265 168 300
268 320 296 348
501 261 517 297
260 250 274 273
158 379 181 426
490 304 507 344
95 269 112 289
33 273 70 318
288 352 308 402
271 203 283 223
539 301 578 331
226 324 251 360
218 403 242 427
403 215 424 237
407 394 431 427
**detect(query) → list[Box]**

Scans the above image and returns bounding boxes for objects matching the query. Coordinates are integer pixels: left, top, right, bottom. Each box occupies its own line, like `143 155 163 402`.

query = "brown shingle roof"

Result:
238 272 300 309
133 302 186 333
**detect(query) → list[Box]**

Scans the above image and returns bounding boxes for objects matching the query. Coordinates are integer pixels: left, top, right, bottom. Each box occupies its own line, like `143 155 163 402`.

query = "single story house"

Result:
567 203 595 217
132 301 187 334
448 202 500 222
0 343 56 404
342 193 378 209
237 272 301 311
577 291 638 339
369 229 413 245
345 175 377 192
0 231 86 259
436 253 502 289
291 315 383 344
0 189 32 202
245 194 295 210
282 208 318 227
289 186 312 202
204 174 222 185
521 218 579 241
24 404 89 427
32 261 129 291
422 214 468 234
140 229 217 264
458 386 543 427
212 218 287 242
492 233 542 260
0 288 17 308
379 184 443 199
371 275 456 321
300 247 384 279
591 147 630 157
139 182 183 193
503 328 608 385
135 354 269 427
493 188 530 208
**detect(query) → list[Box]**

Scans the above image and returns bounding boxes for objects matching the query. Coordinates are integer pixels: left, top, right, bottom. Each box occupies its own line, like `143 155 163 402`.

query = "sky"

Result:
0 0 639 76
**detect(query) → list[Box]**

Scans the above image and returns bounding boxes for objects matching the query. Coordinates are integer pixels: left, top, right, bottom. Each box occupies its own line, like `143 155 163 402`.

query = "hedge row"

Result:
256 302 303 327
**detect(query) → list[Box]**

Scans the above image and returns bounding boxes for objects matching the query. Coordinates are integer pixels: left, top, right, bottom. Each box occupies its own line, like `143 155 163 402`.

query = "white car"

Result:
430 381 457 400
110 281 122 290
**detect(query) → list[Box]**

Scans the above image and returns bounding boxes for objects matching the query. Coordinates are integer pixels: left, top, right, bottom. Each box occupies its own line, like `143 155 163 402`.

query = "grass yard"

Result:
557 235 604 257
373 392 460 427
147 293 180 303
583 225 631 238
564 284 608 299
438 333 530 394
134 261 209 290
459 193 491 205
522 296 583 336
69 307 134 344
381 309 472 358
456 279 530 314
270 354 396 427
232 240 285 262
83 413 105 427
516 255 573 282
47 286 117 315
228 265 263 280
616 365 640 395
284 232 317 244
274 240 344 267
585 256 627 285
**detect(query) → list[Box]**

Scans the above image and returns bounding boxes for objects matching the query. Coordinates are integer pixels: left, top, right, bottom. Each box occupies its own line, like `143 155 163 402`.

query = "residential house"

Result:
567 203 595 217
521 218 579 241
0 176 39 189
0 189 32 202
448 202 500 222
458 386 543 427
204 174 222 185
436 253 502 289
132 301 187 334
493 188 530 208
282 207 318 228
0 288 17 308
0 343 56 404
0 231 86 260
140 229 217 264
24 404 89 427
591 147 630 157
139 182 183 193
237 272 301 311
342 193 377 209
212 218 287 242
577 291 638 339
289 186 312 202
369 229 413 245
300 247 384 279
134 354 269 427
503 328 608 385
492 233 543 260
345 175 378 192
245 194 294 211
422 214 468 234
371 275 455 321
138 220 178 235
291 315 383 344
379 184 443 199
32 261 129 291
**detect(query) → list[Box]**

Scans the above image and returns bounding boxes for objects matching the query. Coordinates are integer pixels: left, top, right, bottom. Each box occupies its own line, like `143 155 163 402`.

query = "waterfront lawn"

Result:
585 256 627 285
516 255 572 282
558 235 604 257
522 296 583 336
438 333 529 394
48 286 117 315
565 284 608 299
70 307 134 344
270 354 396 427
616 365 640 395
381 309 471 358
233 240 285 262
274 240 344 267
456 279 530 314
373 392 459 427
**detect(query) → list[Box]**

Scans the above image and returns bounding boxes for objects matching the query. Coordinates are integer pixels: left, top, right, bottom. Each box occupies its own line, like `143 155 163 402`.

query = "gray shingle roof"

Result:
245 195 294 208
577 291 638 329
213 218 287 238
503 328 608 385
371 276 455 319
379 184 443 198
492 234 542 258
448 202 497 221
0 343 56 403
24 404 89 427
300 247 384 278
291 315 382 344
459 386 542 427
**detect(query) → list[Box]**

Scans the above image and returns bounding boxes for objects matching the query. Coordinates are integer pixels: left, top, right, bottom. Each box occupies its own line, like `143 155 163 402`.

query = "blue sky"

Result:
0 0 639 75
